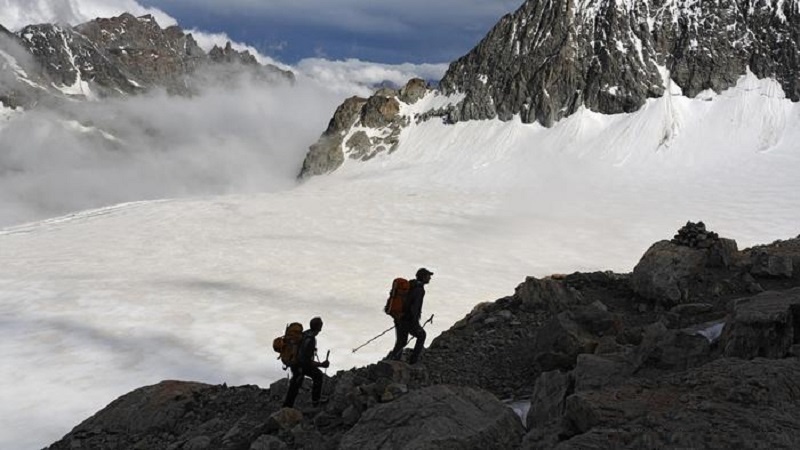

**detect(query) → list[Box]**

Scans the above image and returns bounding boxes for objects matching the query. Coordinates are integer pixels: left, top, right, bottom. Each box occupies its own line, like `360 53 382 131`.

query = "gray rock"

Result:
266 407 303 432
399 78 428 104
340 385 525 449
562 358 800 447
527 370 571 429
514 276 585 314
345 131 372 160
249 435 287 450
708 238 739 268
573 353 636 392
299 96 366 178
183 436 211 450
633 322 712 371
373 87 398 98
722 288 800 359
630 240 707 305
360 95 400 128
670 303 714 316
533 302 618 372
750 251 794 278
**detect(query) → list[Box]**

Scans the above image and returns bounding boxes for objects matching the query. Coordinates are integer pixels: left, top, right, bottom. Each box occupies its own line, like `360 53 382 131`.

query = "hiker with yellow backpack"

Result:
386 268 433 364
274 316 330 408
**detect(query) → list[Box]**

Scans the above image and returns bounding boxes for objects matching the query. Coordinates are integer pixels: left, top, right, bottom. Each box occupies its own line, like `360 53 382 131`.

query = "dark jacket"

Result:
403 279 425 323
296 330 318 367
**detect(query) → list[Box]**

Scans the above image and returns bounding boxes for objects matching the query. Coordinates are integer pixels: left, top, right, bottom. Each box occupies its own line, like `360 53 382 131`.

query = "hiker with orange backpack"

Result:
387 268 433 364
282 316 330 408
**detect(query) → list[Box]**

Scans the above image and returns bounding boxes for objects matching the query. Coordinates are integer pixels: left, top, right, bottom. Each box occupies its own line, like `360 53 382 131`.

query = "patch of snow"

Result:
695 321 726 343
508 400 531 426
60 120 120 142
52 27 95 99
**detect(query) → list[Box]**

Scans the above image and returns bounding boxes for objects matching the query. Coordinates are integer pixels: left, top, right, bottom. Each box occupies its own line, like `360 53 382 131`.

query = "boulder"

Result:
633 322 712 371
722 288 800 359
533 302 618 372
750 250 794 278
572 353 637 392
630 240 708 305
560 358 800 447
249 435 287 450
266 407 303 432
339 385 524 449
527 370 571 429
514 276 585 314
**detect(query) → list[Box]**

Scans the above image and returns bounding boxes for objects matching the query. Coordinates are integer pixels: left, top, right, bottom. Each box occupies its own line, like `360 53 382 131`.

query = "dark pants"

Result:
389 319 426 364
283 364 324 408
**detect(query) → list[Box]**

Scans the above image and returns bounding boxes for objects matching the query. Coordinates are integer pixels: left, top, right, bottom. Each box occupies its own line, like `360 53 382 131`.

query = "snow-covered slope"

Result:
1 69 799 448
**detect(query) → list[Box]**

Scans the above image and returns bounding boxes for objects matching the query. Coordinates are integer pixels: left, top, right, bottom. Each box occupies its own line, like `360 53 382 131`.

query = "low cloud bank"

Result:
0 72 344 227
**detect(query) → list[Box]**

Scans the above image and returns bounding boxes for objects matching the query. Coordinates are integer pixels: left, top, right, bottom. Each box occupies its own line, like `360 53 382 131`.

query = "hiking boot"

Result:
311 396 329 407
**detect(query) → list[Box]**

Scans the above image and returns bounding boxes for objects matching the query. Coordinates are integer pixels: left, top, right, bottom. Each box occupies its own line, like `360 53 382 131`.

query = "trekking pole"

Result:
352 324 396 353
407 314 434 346
324 350 330 375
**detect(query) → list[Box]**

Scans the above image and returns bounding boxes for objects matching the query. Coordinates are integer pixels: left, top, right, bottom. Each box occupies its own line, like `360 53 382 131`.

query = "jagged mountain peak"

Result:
0 12 294 109
439 0 800 126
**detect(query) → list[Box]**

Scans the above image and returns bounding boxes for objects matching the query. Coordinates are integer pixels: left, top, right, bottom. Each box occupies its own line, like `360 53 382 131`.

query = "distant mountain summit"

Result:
0 13 293 109
300 0 800 178
441 0 800 126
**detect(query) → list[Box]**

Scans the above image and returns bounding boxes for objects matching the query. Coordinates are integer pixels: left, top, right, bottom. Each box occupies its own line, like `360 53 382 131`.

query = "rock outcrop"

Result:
298 78 430 178
339 385 525 449
48 225 800 449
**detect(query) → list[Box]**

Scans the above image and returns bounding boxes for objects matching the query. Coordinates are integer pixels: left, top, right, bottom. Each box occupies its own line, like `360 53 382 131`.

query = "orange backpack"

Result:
272 322 304 368
384 278 410 319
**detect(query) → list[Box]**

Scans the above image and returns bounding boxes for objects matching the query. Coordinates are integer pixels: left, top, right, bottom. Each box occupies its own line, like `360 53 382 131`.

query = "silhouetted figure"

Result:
388 268 433 364
283 317 329 408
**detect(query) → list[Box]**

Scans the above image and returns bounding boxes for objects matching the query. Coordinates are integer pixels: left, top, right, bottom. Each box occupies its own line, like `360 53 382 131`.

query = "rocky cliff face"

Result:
300 1 800 178
0 13 293 108
440 0 800 126
47 224 800 449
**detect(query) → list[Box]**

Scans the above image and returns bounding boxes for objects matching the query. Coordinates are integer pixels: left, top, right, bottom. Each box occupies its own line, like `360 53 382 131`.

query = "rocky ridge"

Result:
441 0 800 126
299 0 800 178
0 13 293 109
48 222 800 449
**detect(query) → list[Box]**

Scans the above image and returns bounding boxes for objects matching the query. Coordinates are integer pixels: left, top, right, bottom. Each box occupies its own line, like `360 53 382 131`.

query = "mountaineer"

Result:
282 316 330 408
387 267 433 364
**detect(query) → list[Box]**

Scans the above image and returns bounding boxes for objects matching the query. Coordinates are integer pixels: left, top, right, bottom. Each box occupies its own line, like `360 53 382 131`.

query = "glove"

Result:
320 360 330 368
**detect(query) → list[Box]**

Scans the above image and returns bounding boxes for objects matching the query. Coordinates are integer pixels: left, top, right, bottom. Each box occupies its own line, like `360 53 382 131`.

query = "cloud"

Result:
0 0 175 30
295 58 448 95
0 70 348 227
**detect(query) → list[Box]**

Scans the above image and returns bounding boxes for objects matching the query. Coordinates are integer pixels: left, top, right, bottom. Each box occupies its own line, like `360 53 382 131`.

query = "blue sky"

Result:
136 0 523 64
